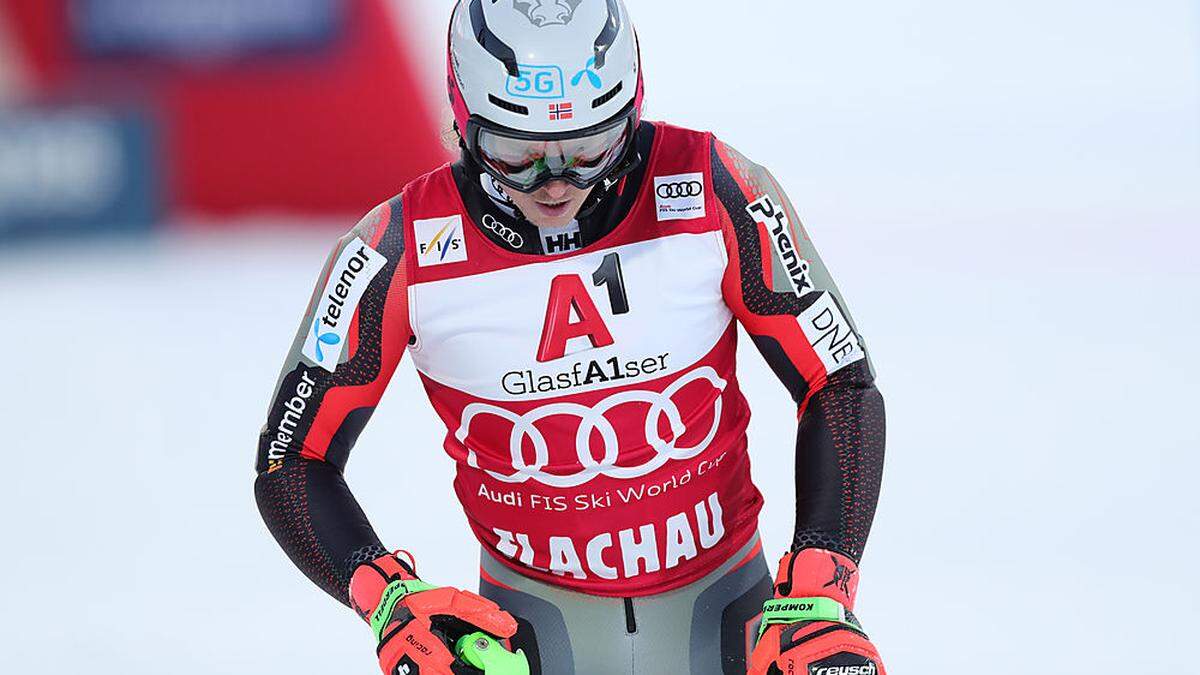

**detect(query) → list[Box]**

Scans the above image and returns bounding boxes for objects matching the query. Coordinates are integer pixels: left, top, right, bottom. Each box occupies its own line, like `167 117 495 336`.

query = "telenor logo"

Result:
311 319 340 361
301 238 387 372
571 56 603 89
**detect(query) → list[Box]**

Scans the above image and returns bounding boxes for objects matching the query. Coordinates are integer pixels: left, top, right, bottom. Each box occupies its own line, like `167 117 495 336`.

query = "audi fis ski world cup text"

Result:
476 449 728 512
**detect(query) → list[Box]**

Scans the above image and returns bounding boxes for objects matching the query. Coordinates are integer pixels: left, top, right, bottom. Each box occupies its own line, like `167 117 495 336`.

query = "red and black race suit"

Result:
254 121 885 604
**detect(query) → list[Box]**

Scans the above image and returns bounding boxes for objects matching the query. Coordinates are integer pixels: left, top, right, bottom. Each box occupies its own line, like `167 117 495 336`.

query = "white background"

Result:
2 1 1198 672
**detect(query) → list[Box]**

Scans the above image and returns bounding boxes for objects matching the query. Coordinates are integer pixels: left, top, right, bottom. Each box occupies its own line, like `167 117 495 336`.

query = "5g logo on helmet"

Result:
506 64 566 100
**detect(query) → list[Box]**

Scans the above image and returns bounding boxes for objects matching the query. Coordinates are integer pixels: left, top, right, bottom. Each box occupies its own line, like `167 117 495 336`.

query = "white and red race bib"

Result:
401 125 762 596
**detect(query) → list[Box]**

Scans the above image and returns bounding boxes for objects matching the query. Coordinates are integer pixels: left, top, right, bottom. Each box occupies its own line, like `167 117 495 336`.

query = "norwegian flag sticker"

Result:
548 102 574 121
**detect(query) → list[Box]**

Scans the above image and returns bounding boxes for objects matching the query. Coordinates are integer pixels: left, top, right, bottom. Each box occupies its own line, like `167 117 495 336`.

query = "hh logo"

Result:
542 221 582 254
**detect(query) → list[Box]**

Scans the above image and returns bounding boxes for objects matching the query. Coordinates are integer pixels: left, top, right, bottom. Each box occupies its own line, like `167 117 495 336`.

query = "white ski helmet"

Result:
448 0 645 192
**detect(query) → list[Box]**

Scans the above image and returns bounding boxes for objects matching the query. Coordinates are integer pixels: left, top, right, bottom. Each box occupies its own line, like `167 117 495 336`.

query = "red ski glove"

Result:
747 549 886 675
349 552 519 675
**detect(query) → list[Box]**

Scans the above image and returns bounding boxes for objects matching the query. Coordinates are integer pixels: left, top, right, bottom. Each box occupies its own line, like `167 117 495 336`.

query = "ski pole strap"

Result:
757 596 849 640
370 579 439 641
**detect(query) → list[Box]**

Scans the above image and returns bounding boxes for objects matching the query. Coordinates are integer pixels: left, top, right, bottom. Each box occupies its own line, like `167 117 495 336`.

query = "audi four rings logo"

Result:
482 214 524 249
657 181 704 199
456 367 727 488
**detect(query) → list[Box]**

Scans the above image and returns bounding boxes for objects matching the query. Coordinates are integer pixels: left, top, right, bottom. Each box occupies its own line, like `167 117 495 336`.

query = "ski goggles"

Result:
467 113 635 193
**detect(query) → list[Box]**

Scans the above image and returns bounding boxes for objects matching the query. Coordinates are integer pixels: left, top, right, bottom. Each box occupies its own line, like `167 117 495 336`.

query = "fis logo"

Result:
415 215 469 267
302 239 387 372
746 194 815 298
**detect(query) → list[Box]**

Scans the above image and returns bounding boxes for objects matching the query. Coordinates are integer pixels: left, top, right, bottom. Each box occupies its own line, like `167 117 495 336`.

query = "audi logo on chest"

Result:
482 213 525 249
457 367 727 488
654 172 707 222
656 181 704 199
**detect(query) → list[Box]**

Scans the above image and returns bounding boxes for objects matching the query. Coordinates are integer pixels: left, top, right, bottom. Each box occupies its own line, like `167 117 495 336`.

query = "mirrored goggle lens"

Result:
476 122 630 190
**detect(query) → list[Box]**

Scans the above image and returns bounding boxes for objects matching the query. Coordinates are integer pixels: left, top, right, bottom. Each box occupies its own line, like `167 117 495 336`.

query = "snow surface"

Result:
2 1 1198 673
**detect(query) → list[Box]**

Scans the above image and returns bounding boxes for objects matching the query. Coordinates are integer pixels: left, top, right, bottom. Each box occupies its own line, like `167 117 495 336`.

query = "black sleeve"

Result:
790 365 886 561
254 197 409 606
711 138 886 563
255 461 389 606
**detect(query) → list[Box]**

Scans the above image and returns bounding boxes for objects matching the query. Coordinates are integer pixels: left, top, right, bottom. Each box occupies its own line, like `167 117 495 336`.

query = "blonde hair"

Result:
440 108 462 153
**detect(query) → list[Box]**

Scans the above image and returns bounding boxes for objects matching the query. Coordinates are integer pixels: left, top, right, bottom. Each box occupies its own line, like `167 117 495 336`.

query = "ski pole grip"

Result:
454 632 531 675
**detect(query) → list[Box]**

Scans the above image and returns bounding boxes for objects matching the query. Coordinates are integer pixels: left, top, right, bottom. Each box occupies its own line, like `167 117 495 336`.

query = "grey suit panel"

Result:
479 534 771 674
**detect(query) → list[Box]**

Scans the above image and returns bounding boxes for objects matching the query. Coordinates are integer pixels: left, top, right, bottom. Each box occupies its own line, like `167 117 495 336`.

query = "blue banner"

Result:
0 108 160 240
70 0 344 59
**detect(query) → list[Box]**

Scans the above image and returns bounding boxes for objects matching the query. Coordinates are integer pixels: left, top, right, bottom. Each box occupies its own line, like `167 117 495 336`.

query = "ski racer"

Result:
254 1 887 673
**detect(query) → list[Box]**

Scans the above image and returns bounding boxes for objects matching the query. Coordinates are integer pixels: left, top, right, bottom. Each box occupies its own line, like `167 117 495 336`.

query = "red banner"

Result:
1 0 450 220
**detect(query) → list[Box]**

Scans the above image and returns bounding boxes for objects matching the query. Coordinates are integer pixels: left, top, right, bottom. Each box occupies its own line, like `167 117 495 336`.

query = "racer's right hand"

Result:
349 552 519 675
747 549 885 675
